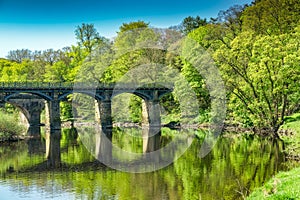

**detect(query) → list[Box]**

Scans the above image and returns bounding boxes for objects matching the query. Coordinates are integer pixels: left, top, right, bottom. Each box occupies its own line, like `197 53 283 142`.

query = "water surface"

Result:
0 127 290 200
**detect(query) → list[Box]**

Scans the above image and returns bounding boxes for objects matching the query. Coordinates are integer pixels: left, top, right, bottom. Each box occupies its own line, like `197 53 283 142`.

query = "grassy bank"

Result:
0 110 26 141
247 167 300 199
279 113 300 160
247 113 300 199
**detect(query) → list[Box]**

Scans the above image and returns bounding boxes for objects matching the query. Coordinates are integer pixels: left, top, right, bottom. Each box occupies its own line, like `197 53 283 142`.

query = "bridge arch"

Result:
111 90 151 101
5 101 30 125
5 91 52 101
58 91 104 101
2 94 46 136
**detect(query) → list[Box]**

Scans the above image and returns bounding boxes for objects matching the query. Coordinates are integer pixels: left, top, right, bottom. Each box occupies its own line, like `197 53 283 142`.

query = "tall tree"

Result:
242 0 300 34
6 49 32 63
181 16 207 35
41 49 60 65
214 28 300 137
118 21 149 33
75 23 104 54
217 5 245 39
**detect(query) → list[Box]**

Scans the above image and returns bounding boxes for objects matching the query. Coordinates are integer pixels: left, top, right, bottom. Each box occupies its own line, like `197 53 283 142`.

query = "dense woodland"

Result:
1 0 300 138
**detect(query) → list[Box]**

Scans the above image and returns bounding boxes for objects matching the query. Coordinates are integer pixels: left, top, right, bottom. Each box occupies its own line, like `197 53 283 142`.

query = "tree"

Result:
214 28 300 137
75 23 105 54
43 61 72 82
181 16 207 35
6 49 32 63
217 5 245 39
41 49 60 65
242 0 300 34
118 21 149 33
0 59 34 82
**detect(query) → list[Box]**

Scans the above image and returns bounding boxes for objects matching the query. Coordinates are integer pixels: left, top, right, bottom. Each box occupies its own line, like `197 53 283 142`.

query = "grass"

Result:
0 110 26 141
247 113 300 199
280 113 300 160
247 167 300 199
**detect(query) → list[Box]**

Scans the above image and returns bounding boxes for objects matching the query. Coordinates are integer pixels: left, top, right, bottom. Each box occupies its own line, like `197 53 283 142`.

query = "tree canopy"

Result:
1 0 300 136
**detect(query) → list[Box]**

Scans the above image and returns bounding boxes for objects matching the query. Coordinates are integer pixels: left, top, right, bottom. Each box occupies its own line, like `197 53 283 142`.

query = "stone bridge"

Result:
0 82 173 167
0 82 172 133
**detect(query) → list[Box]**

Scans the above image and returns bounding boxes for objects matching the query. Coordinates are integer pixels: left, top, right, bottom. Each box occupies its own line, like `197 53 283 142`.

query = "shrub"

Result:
0 110 26 141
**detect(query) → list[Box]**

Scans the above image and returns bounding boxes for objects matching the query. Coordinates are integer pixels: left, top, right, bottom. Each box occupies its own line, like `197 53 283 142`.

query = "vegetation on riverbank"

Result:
280 113 300 160
0 110 26 141
246 115 300 199
247 166 300 199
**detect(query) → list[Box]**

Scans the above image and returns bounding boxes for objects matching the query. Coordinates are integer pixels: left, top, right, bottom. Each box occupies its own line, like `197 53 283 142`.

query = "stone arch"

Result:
3 95 45 136
111 90 151 101
58 91 104 101
5 101 30 125
110 91 162 127
4 91 52 101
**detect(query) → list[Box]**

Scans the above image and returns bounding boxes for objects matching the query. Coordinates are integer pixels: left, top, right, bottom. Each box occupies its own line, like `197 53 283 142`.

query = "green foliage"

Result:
1 0 300 132
75 23 105 54
284 113 300 123
247 167 300 199
217 5 244 38
214 27 300 136
118 20 149 33
60 102 73 122
0 110 26 140
128 95 142 123
6 49 32 63
180 60 210 110
279 113 300 159
242 0 300 34
181 16 207 35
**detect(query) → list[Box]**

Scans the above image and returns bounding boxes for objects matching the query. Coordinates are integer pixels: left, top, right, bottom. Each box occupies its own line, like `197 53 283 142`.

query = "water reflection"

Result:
0 127 294 200
142 127 161 153
45 130 61 168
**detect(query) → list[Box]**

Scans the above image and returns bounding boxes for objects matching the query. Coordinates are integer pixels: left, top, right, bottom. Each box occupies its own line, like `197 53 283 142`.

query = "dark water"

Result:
0 127 292 200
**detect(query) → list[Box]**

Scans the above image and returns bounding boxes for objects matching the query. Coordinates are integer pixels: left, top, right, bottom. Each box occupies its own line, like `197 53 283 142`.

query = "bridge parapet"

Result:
0 82 174 90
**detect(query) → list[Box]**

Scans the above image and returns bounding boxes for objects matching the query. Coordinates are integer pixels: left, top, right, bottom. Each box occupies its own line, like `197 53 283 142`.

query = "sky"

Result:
0 0 253 58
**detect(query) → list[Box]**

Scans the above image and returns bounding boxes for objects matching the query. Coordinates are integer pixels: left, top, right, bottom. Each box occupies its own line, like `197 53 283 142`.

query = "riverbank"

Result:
247 166 300 199
247 114 300 199
279 118 300 161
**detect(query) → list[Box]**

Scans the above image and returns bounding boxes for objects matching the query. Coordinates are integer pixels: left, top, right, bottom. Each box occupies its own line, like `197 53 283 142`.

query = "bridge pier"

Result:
95 99 113 136
142 99 161 153
0 100 4 108
95 99 113 163
45 96 61 133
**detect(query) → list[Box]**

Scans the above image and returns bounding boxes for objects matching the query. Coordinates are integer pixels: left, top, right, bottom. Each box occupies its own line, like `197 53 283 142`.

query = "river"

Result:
0 127 293 200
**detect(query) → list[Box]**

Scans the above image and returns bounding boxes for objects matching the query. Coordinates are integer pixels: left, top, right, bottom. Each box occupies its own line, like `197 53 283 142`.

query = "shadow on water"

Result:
0 126 296 200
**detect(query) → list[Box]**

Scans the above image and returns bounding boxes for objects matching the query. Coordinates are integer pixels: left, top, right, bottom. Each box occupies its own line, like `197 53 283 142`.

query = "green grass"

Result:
0 110 26 141
247 113 300 199
247 167 300 199
280 113 300 159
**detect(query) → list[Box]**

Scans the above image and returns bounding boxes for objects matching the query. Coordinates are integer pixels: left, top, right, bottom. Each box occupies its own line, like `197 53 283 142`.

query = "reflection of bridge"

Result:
0 82 173 167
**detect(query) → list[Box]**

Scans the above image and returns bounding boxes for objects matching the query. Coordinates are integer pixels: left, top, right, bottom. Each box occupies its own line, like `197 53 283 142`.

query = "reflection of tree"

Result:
172 135 286 199
0 129 288 200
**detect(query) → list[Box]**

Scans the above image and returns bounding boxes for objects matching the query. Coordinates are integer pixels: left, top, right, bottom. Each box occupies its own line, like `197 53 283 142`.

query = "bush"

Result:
0 110 26 141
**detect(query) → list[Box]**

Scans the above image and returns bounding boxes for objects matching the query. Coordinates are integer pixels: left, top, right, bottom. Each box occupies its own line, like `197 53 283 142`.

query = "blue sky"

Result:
0 0 252 58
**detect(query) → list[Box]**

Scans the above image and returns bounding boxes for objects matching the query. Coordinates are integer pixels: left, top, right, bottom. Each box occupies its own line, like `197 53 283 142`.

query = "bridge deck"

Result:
0 82 173 90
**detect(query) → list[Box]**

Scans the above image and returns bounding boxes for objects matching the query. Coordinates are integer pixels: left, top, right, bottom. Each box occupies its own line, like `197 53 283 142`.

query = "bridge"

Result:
0 82 173 166
0 82 172 131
